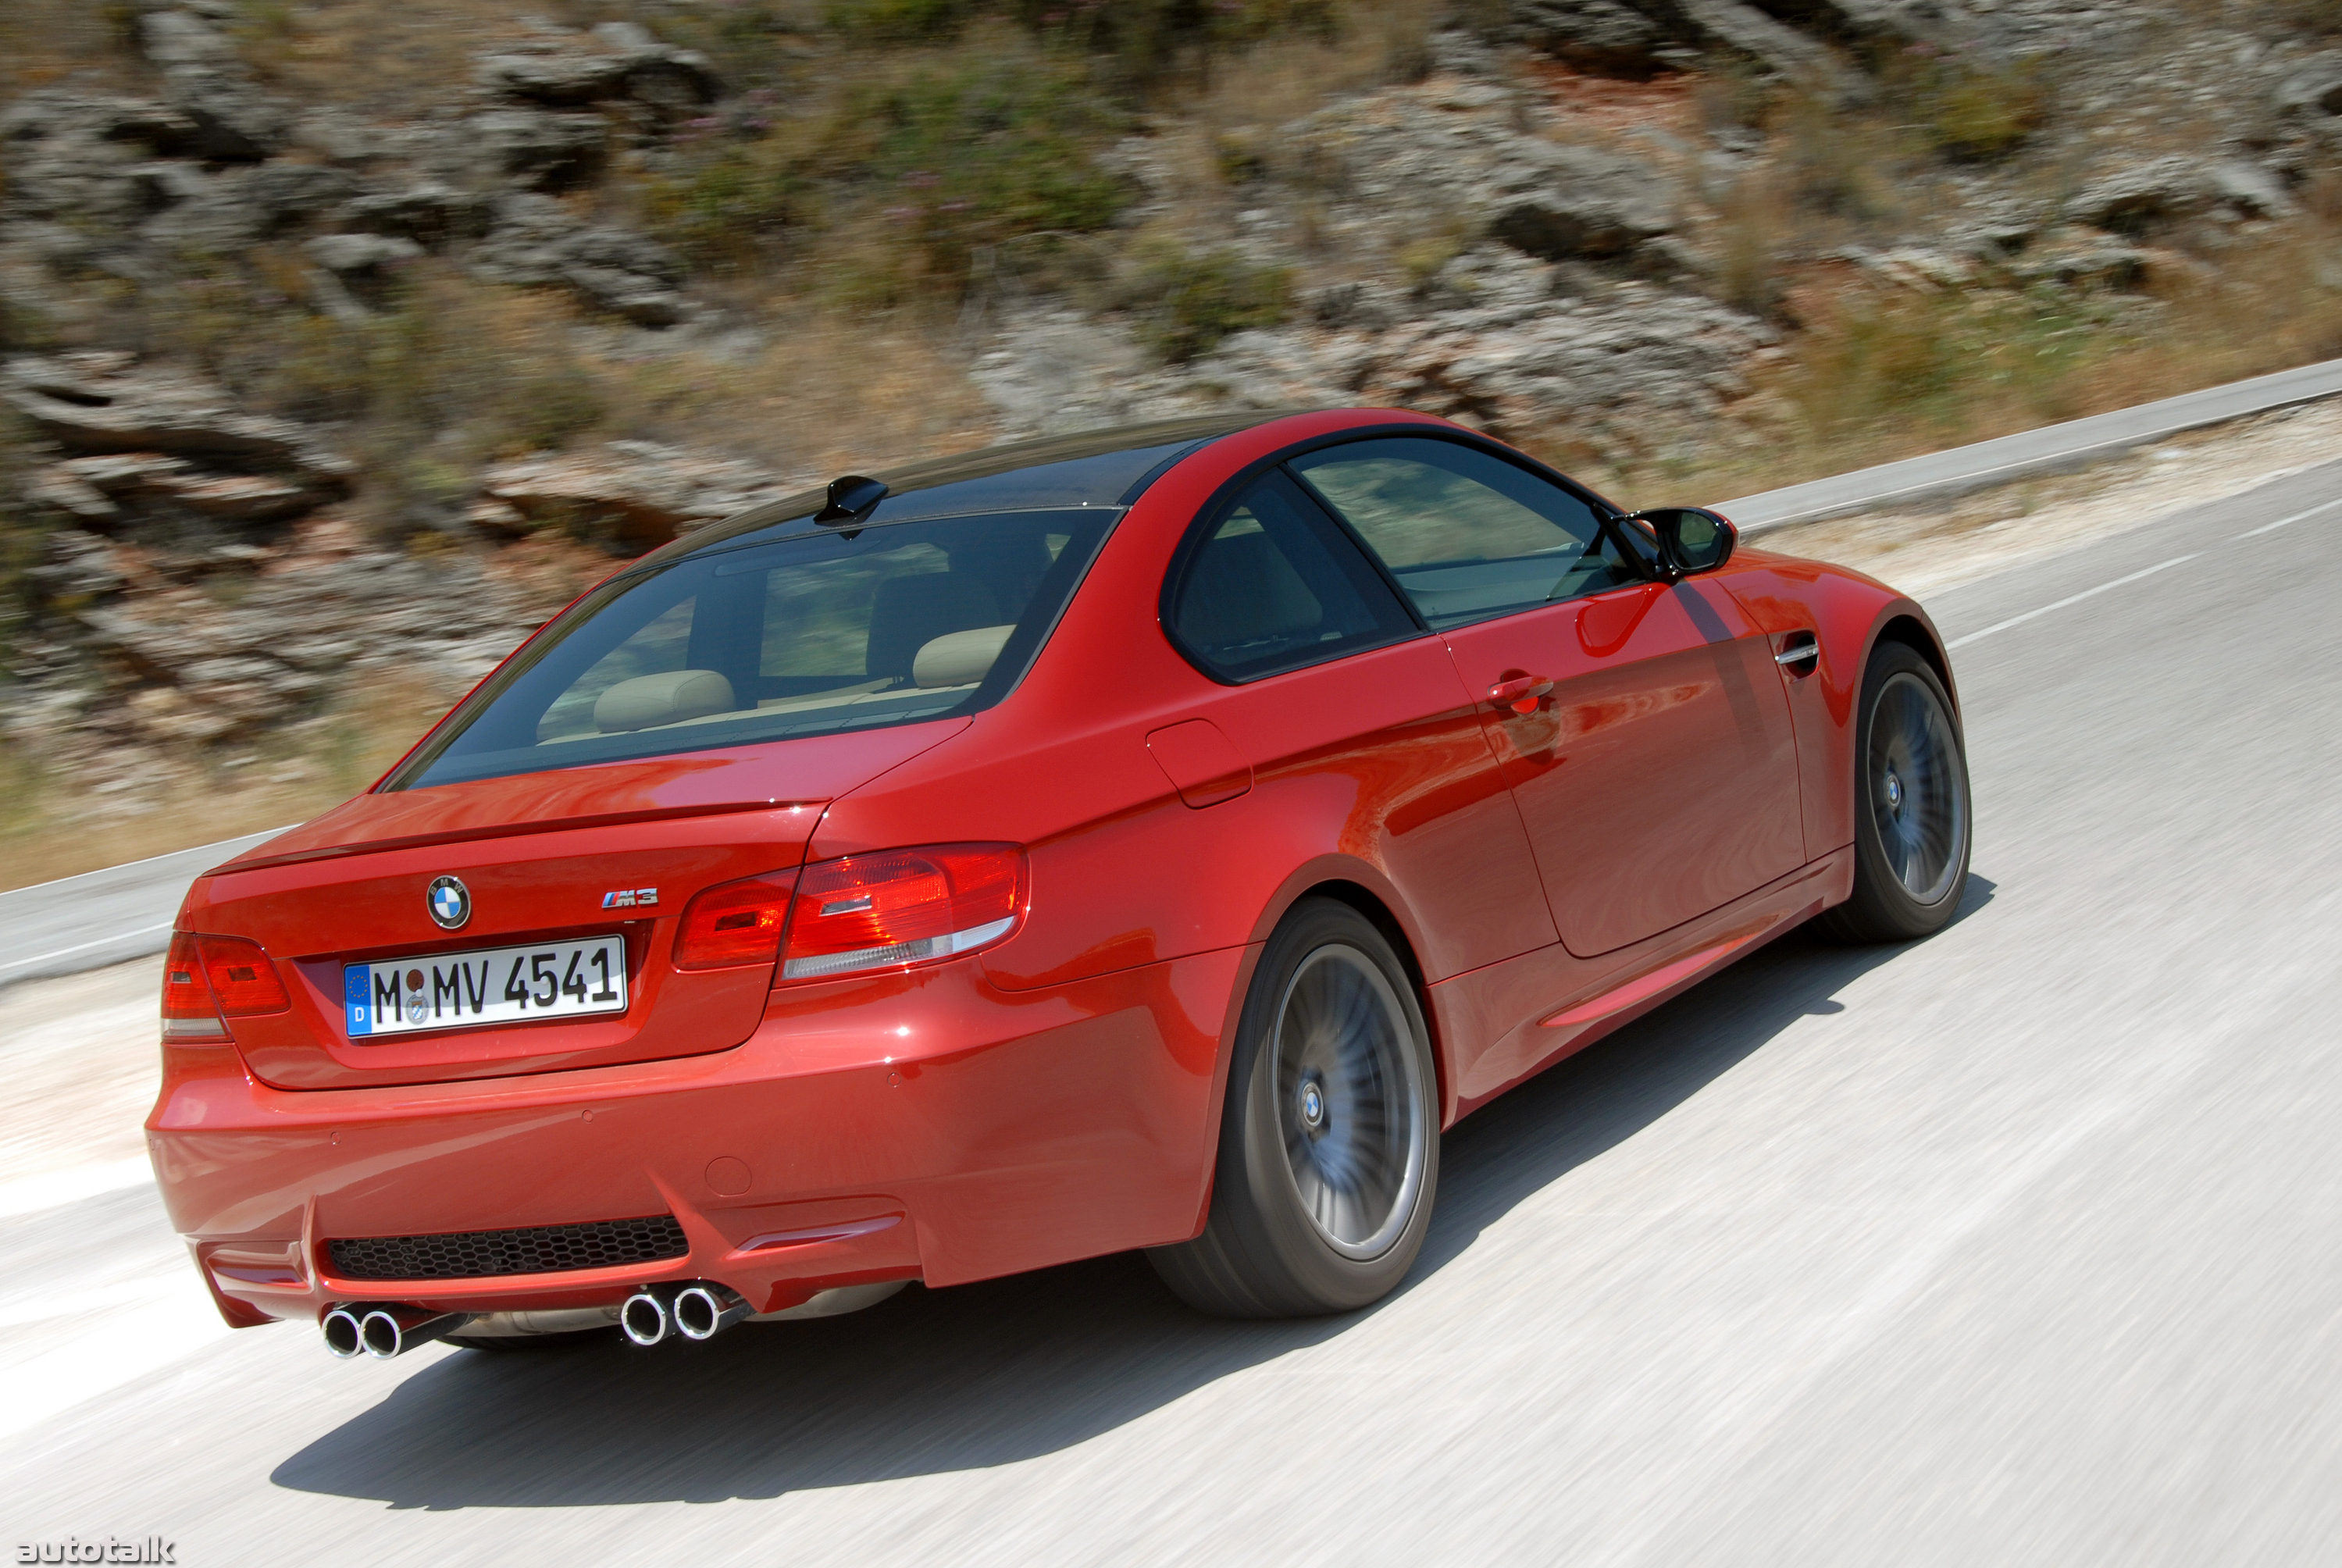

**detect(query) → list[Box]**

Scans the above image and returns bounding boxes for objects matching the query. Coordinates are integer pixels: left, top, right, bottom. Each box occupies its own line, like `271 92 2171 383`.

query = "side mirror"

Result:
1630 507 1737 580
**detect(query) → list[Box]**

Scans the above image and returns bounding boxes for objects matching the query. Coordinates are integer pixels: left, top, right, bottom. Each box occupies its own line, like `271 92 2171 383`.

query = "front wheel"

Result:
1148 899 1438 1317
1820 641 1972 943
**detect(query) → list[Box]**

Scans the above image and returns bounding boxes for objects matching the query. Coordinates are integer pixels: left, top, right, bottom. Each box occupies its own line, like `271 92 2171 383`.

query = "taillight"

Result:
201 935 290 1014
162 932 287 1039
162 932 226 1041
673 870 800 971
780 843 1024 982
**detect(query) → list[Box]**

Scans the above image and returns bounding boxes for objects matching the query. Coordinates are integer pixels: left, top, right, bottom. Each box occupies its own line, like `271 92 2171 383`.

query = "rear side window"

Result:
1290 437 1642 629
390 509 1111 790
1164 469 1417 682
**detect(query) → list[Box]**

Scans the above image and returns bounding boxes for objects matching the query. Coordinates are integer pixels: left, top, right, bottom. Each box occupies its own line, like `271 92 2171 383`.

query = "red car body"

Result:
146 408 1953 1331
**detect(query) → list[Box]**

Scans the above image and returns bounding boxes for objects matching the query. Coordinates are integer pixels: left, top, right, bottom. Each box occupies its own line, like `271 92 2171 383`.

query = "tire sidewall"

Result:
1849 643 1972 937
1220 899 1439 1313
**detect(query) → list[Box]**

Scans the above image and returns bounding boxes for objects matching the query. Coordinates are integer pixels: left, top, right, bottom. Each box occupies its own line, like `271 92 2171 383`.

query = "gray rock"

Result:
467 109 607 189
0 96 187 229
2 355 356 488
28 531 128 603
479 441 793 548
137 166 274 250
343 184 494 244
2066 156 2290 234
469 195 686 326
2064 156 2210 233
0 92 198 155
2016 242 2149 290
304 232 424 276
164 66 287 161
1743 0 1973 49
476 48 631 106
2208 160 2294 219
1506 0 1841 82
26 467 123 526
475 29 718 111
976 265 1776 469
590 21 658 52
1485 144 1677 260
1289 88 1684 273
243 163 359 229
141 9 287 162
1512 1 1684 75
2274 54 2342 118
287 109 382 165
138 8 237 69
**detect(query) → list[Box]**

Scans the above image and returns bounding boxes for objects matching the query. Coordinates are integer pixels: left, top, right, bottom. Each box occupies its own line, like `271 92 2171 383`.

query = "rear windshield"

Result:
388 509 1116 791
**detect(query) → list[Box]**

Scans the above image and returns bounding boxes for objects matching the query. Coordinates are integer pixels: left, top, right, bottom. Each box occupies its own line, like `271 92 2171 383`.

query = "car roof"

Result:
647 409 1311 567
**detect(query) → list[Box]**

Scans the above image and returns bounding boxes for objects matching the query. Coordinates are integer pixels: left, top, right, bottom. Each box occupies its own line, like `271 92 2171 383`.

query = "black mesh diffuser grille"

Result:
326 1215 687 1281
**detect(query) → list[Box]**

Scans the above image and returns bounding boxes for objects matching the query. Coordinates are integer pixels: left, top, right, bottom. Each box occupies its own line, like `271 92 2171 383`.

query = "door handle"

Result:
1775 632 1819 675
1487 675 1554 714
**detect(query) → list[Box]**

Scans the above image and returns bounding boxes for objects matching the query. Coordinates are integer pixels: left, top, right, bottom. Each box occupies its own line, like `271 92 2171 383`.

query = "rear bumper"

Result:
148 948 1246 1326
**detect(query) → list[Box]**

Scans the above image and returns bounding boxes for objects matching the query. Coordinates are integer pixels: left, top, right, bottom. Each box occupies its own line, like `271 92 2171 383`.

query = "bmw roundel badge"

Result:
426 875 472 930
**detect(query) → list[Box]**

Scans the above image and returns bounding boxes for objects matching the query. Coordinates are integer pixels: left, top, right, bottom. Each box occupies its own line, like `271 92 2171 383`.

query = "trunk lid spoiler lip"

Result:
206 797 821 878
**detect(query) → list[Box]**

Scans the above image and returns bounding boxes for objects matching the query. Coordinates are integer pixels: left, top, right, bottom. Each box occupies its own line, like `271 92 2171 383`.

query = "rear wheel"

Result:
1821 641 1971 943
1148 899 1438 1317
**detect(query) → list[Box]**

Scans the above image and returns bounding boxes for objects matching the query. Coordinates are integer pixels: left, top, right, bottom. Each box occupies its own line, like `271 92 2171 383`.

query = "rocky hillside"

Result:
2 0 2340 868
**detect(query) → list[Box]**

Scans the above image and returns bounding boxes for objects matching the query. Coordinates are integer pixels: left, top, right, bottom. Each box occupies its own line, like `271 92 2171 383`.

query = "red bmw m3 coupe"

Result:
148 407 1969 1356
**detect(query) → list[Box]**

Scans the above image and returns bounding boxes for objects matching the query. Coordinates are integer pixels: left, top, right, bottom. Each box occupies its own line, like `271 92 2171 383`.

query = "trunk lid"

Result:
188 725 964 1090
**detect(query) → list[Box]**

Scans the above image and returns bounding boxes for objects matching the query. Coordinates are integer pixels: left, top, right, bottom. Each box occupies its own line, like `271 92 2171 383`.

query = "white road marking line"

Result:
0 921 174 976
0 1157 157 1220
1946 554 2200 650
2235 494 2342 538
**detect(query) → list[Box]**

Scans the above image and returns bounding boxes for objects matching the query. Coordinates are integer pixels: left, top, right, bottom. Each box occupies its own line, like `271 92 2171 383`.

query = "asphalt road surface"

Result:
5 456 2342 1566
0 829 291 986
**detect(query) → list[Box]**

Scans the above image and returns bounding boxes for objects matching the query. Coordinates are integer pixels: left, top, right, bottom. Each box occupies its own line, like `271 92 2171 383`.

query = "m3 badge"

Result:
601 888 659 910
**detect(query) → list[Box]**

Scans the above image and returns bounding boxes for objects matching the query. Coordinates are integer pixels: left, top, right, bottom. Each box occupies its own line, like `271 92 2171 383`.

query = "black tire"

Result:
1820 640 1972 944
1148 898 1438 1317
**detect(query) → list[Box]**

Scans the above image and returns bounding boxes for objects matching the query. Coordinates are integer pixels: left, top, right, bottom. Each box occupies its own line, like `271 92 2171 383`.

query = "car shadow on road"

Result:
273 878 1996 1510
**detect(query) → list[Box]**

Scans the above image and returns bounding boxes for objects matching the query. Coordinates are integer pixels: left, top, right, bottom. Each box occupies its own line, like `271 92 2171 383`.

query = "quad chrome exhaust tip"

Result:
321 1303 472 1360
620 1286 674 1346
322 1305 366 1360
673 1283 753 1342
623 1281 752 1345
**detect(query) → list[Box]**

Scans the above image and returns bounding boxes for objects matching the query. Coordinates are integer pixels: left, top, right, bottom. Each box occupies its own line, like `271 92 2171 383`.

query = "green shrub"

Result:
0 406 49 664
137 256 605 534
1898 51 2048 162
1017 0 1342 94
1133 243 1292 362
813 55 1133 296
826 0 978 44
643 140 806 274
1780 91 1910 221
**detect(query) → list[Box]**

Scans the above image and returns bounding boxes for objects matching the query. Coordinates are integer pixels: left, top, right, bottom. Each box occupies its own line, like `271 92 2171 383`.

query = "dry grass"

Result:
586 297 1000 475
0 0 145 102
0 667 463 892
1620 208 2342 505
215 0 540 114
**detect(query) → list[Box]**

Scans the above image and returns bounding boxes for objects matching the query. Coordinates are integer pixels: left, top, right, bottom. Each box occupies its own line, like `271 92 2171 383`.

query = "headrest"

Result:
594 669 737 732
912 625 1014 689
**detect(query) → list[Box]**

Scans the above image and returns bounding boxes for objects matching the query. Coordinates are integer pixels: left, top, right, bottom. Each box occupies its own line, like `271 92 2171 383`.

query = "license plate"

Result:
344 935 628 1039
